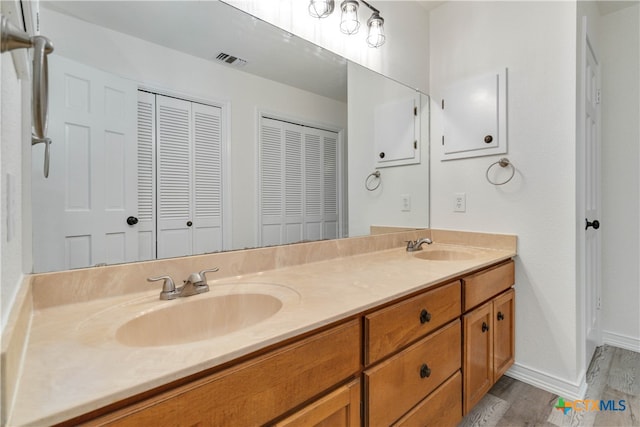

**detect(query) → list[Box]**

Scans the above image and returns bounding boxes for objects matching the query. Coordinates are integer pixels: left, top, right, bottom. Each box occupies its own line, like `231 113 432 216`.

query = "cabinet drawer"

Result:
86 319 361 426
463 261 514 311
392 371 462 427
365 281 461 364
364 320 461 427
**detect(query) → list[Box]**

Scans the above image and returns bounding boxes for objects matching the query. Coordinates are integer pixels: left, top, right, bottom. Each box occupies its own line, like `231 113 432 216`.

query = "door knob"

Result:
585 219 600 230
186 221 193 227
126 216 139 225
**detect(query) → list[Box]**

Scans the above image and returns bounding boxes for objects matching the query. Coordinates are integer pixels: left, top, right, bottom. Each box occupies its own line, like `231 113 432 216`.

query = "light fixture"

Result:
366 11 385 48
308 0 386 48
308 0 334 19
340 0 360 35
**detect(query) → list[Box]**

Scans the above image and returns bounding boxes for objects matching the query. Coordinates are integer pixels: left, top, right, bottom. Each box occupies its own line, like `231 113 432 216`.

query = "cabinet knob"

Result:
419 363 431 379
497 312 505 321
482 322 489 333
419 309 431 324
126 216 139 225
186 221 193 227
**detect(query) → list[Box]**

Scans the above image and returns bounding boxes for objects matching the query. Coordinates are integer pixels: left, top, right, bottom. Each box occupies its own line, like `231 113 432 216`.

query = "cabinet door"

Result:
463 301 493 415
493 289 515 382
274 379 360 427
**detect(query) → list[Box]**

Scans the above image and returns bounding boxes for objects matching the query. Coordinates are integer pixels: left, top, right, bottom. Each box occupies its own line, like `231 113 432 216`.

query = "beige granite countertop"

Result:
6 232 516 426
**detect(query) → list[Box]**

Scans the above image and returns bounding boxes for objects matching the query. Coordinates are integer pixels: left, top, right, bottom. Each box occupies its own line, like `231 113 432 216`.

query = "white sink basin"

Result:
76 283 300 348
413 248 477 261
116 293 284 347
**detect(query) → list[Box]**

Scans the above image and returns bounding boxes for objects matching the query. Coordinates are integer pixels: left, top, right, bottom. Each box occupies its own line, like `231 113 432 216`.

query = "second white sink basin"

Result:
413 248 477 261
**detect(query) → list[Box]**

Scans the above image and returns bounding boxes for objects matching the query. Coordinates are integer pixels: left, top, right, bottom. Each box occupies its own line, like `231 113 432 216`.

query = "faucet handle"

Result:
147 275 178 300
199 267 219 283
405 240 416 250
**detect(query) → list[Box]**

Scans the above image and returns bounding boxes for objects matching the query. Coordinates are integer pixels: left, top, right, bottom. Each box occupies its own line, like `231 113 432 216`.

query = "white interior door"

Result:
32 56 137 272
584 32 602 361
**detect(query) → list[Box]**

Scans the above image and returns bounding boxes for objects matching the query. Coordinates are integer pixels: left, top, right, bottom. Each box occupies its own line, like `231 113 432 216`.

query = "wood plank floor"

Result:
459 345 640 427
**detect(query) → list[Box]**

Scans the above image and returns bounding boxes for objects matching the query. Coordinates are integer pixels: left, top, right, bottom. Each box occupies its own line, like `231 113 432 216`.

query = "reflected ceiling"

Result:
43 1 348 102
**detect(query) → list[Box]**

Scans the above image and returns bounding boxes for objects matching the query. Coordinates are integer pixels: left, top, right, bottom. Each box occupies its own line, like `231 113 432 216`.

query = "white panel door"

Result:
584 34 602 361
32 56 137 272
156 95 193 259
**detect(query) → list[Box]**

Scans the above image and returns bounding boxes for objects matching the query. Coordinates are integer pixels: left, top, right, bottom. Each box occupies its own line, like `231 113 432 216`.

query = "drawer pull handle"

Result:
419 309 432 324
482 322 489 333
497 312 505 321
420 363 431 378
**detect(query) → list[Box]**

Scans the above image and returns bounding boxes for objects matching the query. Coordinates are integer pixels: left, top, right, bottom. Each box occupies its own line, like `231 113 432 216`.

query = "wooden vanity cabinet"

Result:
77 319 361 427
274 379 361 427
363 281 463 426
462 261 515 415
63 260 516 427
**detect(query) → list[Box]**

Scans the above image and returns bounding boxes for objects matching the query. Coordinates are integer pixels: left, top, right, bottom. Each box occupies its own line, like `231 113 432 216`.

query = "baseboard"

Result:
602 330 640 353
505 362 588 400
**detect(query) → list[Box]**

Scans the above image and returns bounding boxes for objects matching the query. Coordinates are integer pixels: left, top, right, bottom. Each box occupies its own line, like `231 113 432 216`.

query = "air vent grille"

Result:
215 52 247 67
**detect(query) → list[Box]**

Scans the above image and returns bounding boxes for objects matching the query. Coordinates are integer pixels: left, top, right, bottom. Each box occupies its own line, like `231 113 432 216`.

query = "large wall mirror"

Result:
32 1 429 273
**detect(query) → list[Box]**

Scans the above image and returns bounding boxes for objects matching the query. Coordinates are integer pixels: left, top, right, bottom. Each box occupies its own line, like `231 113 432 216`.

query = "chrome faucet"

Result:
148 268 219 300
406 238 433 252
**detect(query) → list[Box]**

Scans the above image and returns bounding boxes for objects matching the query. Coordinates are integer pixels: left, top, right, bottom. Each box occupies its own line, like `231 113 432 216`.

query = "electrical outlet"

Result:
454 192 466 212
401 194 411 212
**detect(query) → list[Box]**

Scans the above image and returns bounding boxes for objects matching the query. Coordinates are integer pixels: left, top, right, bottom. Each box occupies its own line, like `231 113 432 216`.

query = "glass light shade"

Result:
340 0 360 35
308 0 334 19
366 12 385 47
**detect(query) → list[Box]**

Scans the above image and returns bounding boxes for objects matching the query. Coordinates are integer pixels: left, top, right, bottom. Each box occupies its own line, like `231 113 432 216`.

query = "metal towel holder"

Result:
1 15 54 177
486 157 516 186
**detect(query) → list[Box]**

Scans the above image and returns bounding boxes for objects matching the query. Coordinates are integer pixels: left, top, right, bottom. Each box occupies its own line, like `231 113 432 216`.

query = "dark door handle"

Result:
482 322 489 333
585 219 600 230
186 221 193 227
126 216 138 225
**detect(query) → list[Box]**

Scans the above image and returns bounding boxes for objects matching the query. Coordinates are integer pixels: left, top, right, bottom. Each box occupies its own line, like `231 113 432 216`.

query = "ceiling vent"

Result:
215 52 247 67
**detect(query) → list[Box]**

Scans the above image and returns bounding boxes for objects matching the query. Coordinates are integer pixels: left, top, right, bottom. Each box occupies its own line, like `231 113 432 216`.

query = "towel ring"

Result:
365 170 381 191
486 158 515 185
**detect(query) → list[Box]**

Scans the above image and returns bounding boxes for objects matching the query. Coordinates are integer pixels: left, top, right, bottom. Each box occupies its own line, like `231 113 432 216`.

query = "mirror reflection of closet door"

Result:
151 94 223 260
32 56 137 272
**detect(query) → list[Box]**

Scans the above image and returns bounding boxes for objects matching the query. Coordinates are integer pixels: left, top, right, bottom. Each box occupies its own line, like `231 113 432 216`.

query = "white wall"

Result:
348 62 429 235
223 0 430 92
0 1 30 330
599 4 640 350
39 7 348 252
429 1 582 395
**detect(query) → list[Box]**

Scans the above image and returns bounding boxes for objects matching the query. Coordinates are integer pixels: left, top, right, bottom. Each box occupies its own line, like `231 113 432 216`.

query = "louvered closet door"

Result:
156 95 194 259
192 102 223 254
260 117 340 246
322 130 339 240
137 92 156 260
260 119 286 246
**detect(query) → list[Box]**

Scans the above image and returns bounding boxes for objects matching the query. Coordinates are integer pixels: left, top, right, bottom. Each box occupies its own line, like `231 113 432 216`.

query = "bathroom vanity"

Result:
2 230 516 426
